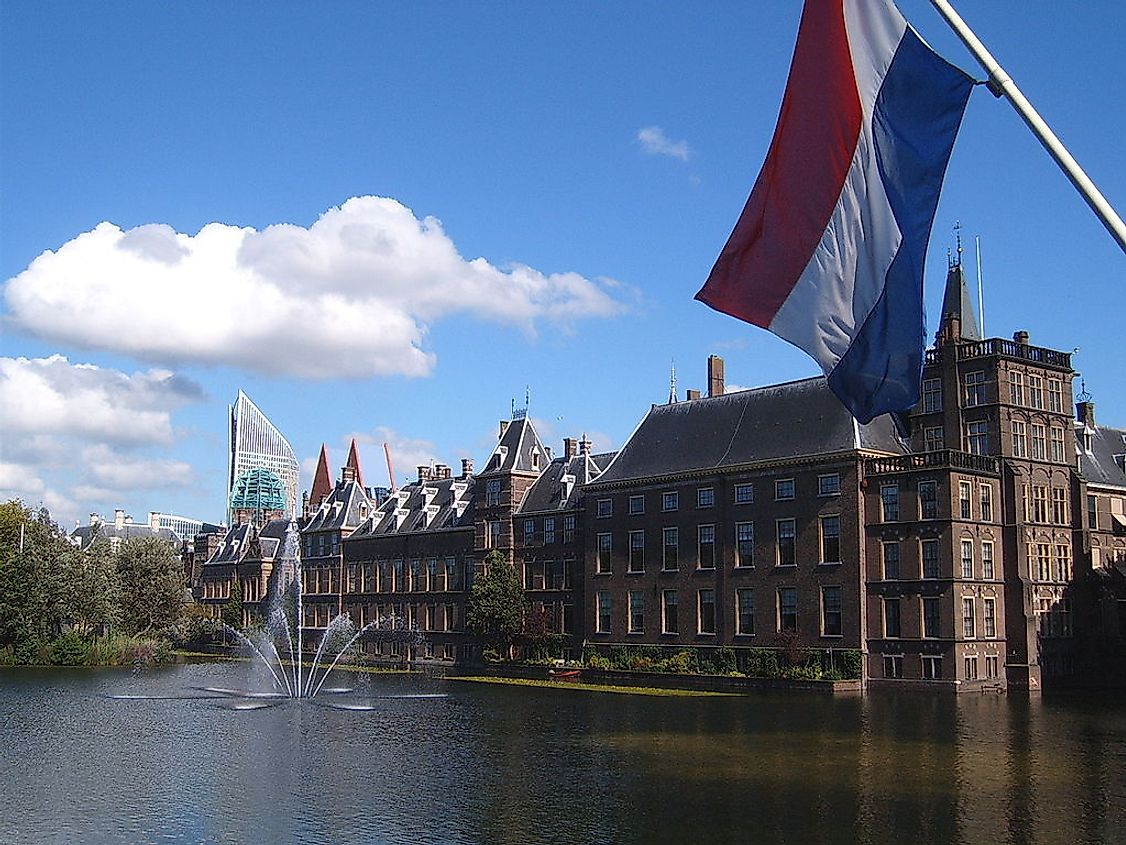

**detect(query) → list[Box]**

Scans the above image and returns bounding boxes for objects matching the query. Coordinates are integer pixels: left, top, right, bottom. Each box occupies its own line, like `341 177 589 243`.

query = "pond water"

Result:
1 662 1123 844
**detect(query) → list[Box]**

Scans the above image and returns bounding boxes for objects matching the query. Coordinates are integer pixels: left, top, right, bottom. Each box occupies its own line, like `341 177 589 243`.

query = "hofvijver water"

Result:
1 663 1123 844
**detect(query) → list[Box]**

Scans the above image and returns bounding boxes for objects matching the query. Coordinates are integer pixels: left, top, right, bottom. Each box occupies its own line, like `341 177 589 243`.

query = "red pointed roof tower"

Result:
344 438 365 488
309 444 333 511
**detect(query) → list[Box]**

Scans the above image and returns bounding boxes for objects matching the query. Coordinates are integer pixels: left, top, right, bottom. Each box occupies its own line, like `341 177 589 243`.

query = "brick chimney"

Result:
1076 400 1095 428
1014 330 1030 345
417 465 432 483
434 463 451 480
149 512 160 532
707 355 725 397
563 437 578 459
460 458 474 478
114 509 125 529
579 436 592 456
686 389 701 401
341 465 356 484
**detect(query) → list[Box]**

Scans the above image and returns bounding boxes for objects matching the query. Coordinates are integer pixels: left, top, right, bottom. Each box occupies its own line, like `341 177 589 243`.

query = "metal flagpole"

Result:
930 0 1126 255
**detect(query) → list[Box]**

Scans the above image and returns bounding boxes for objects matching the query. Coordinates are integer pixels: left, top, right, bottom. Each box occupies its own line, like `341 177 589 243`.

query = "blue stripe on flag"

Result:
828 26 972 423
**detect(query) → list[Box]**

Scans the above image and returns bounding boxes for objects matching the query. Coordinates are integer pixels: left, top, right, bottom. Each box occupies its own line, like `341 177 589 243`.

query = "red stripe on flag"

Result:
696 0 862 327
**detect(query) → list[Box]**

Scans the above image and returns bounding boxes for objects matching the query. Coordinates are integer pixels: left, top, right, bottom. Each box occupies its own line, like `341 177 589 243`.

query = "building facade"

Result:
228 390 300 522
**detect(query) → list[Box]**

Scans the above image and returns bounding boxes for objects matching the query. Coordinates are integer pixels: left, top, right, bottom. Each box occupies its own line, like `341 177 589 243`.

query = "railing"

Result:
865 450 999 476
956 339 1072 369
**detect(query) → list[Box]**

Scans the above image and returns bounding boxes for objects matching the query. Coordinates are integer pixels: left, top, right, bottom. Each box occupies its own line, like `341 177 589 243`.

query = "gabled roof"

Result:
350 474 474 538
206 519 291 565
1079 424 1126 490
937 260 981 342
304 479 375 533
592 377 905 486
518 451 612 514
479 416 549 475
309 444 333 510
345 438 365 488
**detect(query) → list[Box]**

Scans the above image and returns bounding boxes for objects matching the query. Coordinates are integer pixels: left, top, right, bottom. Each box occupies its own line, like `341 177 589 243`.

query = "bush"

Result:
745 648 780 678
836 649 863 680
49 630 90 666
662 650 697 674
13 634 46 665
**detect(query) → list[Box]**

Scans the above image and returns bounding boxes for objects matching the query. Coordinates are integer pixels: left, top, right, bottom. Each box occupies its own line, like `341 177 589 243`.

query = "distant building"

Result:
72 509 186 551
228 390 300 523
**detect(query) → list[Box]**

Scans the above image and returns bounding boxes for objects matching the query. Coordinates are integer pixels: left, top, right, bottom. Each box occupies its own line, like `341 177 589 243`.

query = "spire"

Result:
309 444 332 510
669 359 678 404
345 438 365 488
935 242 981 344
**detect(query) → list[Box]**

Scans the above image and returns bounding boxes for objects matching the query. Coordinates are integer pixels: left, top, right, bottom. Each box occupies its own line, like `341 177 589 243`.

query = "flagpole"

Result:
929 0 1126 255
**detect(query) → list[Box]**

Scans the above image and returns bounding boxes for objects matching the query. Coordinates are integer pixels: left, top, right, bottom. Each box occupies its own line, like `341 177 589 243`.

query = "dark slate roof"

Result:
303 479 374 533
937 261 981 341
206 518 291 565
518 451 609 514
592 377 905 485
479 416 549 475
350 474 474 538
1079 424 1126 489
70 523 180 551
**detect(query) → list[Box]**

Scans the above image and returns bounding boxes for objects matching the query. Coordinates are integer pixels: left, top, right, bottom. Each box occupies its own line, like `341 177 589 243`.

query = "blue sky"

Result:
2 1 1123 529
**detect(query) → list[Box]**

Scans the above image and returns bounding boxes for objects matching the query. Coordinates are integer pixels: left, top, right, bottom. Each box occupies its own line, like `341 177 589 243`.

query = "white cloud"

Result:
80 445 195 490
637 126 690 161
349 426 443 489
4 197 626 379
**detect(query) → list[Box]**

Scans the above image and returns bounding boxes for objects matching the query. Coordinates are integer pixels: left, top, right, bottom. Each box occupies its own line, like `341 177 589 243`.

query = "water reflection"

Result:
0 665 1122 844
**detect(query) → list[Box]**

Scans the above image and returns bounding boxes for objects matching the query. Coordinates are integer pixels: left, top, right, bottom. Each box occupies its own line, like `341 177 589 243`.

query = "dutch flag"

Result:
696 0 974 423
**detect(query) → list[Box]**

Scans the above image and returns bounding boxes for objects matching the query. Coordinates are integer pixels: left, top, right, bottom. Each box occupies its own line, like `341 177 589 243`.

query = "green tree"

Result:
115 536 187 636
59 536 120 637
0 500 70 650
466 550 527 659
221 576 244 632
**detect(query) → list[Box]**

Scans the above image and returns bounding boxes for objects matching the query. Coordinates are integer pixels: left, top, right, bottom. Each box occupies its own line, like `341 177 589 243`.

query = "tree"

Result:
466 550 527 659
59 536 120 637
0 500 70 649
221 576 244 632
115 536 187 636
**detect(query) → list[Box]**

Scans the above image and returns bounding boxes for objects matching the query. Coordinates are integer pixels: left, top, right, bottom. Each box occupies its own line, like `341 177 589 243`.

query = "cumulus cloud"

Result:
3 197 626 379
637 126 690 161
349 426 442 489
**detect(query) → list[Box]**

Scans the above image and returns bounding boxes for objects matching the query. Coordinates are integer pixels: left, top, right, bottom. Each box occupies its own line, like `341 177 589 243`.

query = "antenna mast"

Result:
383 442 397 493
975 235 985 336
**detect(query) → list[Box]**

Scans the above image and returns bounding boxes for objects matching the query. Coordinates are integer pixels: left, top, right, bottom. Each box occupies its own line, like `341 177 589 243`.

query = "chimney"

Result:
114 509 125 529
90 513 101 526
434 463 451 480
563 437 578 459
341 465 357 484
579 436 592 456
1076 400 1095 428
460 458 474 478
149 512 160 532
707 355 725 397
1014 330 1030 345
499 420 510 439
686 389 701 401
417 465 432 483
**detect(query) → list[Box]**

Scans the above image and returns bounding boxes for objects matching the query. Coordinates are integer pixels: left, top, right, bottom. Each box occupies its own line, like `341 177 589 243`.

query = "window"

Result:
597 498 612 518
964 656 979 680
736 589 755 636
596 533 612 574
698 590 716 635
962 597 976 638
966 420 988 455
698 525 716 569
959 481 972 520
920 480 938 519
628 530 645 572
1011 420 1028 458
734 483 754 504
596 591 611 634
822 586 842 636
563 515 576 544
1051 487 1068 525
628 591 645 634
982 541 995 580
1054 543 1072 582
964 371 985 406
662 491 678 512
488 521 503 550
662 527 679 571
735 522 754 567
662 590 679 634
523 519 535 545
1031 485 1048 523
960 540 974 579
628 495 645 515
1050 426 1065 462
979 484 993 522
884 598 901 638
1033 542 1051 581
884 655 904 679
486 479 502 507
923 597 940 638
880 485 900 522
818 474 840 496
924 426 944 452
697 487 715 508
1031 424 1047 460
1088 494 1098 530
1010 372 1025 406
986 655 1000 679
1028 374 1044 409
883 541 900 580
544 517 556 545
922 378 942 413
778 587 798 632
922 539 940 579
775 479 795 500
922 655 942 680
820 515 841 563
1047 378 1063 413
776 519 796 567
984 598 997 638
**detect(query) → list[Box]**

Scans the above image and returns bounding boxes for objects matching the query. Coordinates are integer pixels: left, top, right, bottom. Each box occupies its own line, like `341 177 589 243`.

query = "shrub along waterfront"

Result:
0 500 190 667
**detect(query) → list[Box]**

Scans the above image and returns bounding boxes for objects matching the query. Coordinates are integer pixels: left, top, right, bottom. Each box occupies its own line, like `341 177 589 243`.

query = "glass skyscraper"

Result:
227 390 300 522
